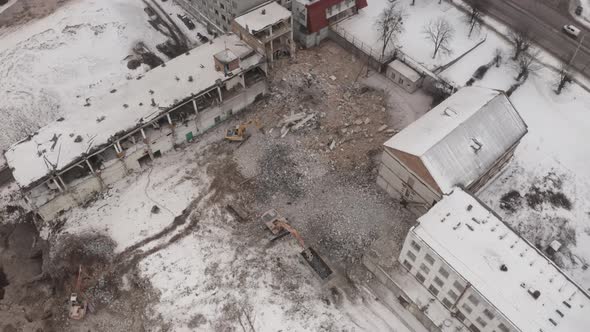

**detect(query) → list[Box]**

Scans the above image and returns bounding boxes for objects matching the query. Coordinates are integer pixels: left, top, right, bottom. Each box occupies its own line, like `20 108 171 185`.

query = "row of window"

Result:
405 239 512 332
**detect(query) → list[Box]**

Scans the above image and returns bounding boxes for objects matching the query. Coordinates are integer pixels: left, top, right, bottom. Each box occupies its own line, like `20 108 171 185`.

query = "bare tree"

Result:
508 25 534 60
375 2 405 59
423 18 455 59
513 48 542 81
555 61 573 94
464 0 487 37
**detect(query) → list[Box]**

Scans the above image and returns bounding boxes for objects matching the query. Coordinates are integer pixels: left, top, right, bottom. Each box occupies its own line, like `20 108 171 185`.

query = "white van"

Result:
563 24 581 38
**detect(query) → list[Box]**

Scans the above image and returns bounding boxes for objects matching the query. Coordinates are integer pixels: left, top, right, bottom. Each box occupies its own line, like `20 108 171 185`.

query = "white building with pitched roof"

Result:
378 86 528 215
399 188 590 332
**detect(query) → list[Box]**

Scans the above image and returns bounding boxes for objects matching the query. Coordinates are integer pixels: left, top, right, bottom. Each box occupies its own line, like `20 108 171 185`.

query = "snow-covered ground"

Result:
55 133 411 331
0 0 206 155
336 0 486 69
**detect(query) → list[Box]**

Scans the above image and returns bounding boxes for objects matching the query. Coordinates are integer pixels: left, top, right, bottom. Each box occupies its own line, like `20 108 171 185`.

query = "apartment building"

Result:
190 0 291 32
399 189 590 332
5 34 268 221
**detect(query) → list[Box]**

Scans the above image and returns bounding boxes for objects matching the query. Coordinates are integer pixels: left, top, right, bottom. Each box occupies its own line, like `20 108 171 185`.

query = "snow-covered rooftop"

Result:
5 34 261 188
389 60 421 82
414 188 590 332
384 86 527 193
234 1 291 34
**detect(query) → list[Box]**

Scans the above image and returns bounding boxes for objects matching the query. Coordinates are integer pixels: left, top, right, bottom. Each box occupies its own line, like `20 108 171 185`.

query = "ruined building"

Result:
5 34 268 221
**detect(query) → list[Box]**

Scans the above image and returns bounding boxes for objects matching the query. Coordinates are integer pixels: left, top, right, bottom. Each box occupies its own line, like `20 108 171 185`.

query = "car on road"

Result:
563 24 581 38
576 6 583 16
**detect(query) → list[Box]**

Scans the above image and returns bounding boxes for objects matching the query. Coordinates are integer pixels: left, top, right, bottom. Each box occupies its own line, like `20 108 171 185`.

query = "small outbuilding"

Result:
377 86 528 215
386 59 423 93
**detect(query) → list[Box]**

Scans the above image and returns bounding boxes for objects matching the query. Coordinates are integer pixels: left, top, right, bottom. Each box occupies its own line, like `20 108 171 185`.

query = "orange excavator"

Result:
260 209 333 280
68 265 88 320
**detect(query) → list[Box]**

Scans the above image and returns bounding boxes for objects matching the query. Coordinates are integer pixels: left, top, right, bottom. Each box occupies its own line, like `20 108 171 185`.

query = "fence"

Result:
330 25 394 66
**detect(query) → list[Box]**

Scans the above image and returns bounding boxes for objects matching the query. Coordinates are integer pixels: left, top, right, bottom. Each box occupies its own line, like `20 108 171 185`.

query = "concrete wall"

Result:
399 230 517 332
377 148 441 216
31 80 268 221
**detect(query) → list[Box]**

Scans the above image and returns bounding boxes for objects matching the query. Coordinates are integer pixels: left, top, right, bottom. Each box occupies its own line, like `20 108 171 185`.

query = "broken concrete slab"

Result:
292 114 316 130
281 112 307 125
377 125 388 132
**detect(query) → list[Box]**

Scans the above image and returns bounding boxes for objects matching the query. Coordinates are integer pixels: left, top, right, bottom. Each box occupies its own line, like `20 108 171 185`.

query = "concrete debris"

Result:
329 140 336 150
292 113 316 131
377 125 388 132
280 125 290 138
329 75 337 81
364 117 371 125
281 112 307 125
353 119 363 126
385 128 399 135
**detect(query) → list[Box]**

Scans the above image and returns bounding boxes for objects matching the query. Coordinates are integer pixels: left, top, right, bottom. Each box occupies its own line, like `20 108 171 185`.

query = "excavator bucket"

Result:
301 247 333 280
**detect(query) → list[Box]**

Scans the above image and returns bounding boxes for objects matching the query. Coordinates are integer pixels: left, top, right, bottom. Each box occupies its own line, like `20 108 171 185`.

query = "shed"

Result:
386 60 423 93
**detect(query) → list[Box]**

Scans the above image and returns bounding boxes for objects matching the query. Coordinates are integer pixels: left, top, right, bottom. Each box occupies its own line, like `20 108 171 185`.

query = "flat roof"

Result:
234 2 291 34
414 189 590 332
5 34 261 188
389 59 421 82
384 86 528 192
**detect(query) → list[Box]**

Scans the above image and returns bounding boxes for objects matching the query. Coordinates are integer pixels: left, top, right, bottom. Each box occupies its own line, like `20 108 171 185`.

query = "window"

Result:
433 276 444 287
447 289 458 300
420 263 430 274
469 324 481 332
483 308 494 320
439 266 450 279
461 303 473 314
410 240 421 252
424 253 435 265
453 281 465 293
403 260 413 270
467 294 480 306
476 317 487 327
442 298 453 308
428 285 439 296
416 272 426 284
498 323 510 332
407 251 417 262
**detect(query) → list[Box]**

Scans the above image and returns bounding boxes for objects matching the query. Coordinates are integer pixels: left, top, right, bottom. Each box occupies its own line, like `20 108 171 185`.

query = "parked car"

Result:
576 5 583 16
563 24 581 38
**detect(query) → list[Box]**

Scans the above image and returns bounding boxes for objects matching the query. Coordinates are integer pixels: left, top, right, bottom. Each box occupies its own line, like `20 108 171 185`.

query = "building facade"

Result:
399 189 590 332
189 0 292 32
6 34 268 221
292 0 367 47
232 2 295 67
378 87 528 216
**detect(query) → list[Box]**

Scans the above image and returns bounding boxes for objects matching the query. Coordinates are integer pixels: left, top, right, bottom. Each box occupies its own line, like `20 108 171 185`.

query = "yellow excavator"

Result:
224 119 262 142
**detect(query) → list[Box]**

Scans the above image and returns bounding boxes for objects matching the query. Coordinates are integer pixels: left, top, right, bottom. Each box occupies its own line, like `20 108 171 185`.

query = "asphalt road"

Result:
482 0 590 77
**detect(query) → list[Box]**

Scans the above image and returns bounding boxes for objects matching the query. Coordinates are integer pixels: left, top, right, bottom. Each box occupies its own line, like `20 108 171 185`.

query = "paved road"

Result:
482 0 590 77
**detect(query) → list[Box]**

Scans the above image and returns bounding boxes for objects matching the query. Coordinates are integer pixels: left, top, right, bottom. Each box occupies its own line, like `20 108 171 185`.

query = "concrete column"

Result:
53 178 63 193
57 175 67 190
192 99 198 113
217 86 223 103
86 159 105 189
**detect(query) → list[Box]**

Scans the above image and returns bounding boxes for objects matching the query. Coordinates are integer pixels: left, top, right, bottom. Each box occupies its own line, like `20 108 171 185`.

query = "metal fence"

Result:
330 24 386 63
